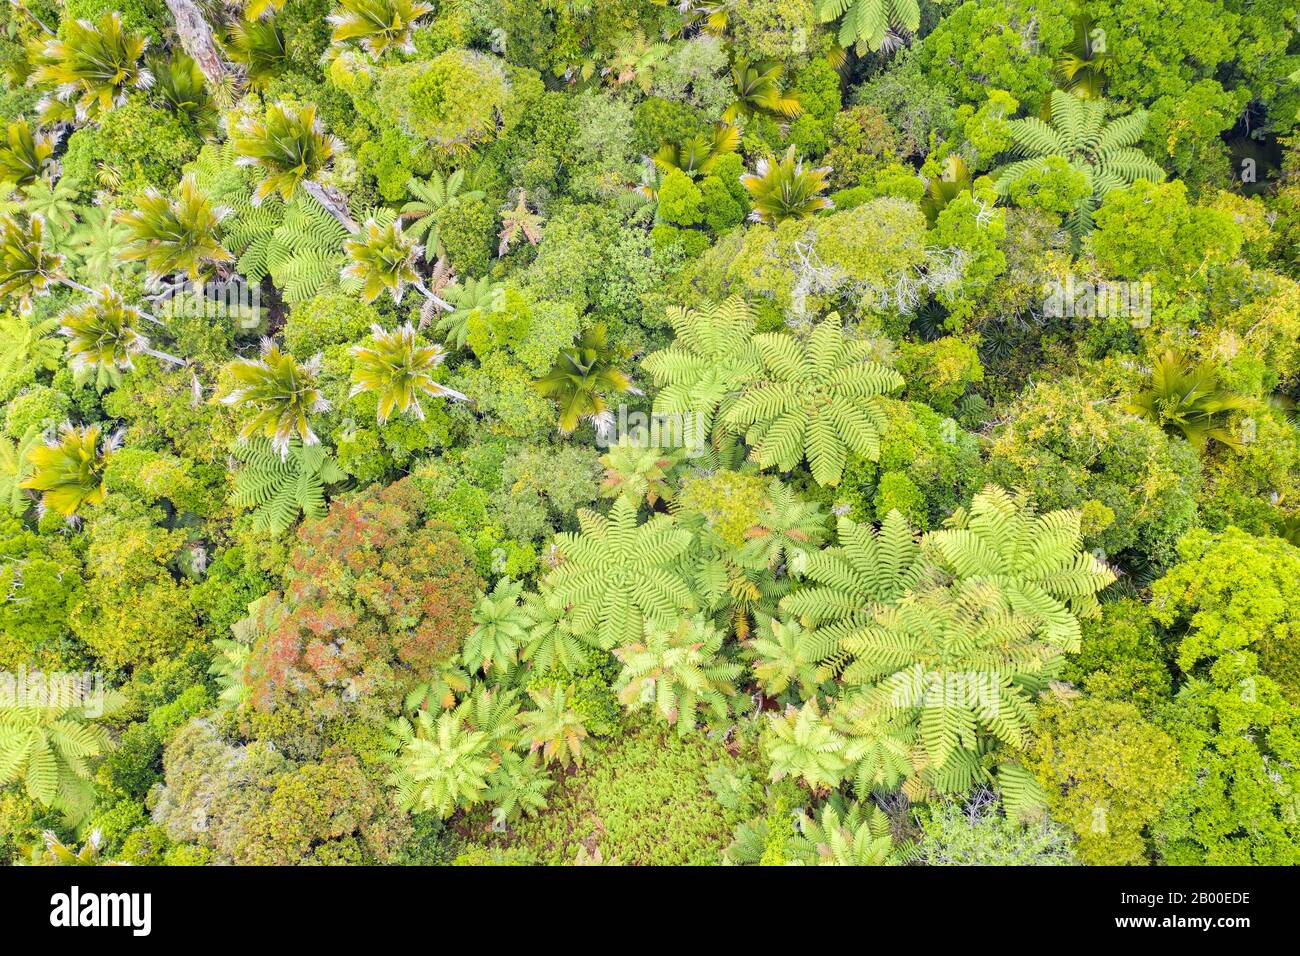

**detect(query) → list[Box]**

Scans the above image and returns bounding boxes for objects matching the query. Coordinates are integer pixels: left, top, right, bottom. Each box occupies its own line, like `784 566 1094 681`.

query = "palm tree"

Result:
231 101 341 205
30 829 125 866
741 146 834 225
19 423 118 517
1057 15 1111 99
401 169 484 261
59 286 186 388
534 324 635 435
920 154 973 224
219 340 331 456
117 174 234 281
650 124 741 181
725 60 801 124
994 90 1164 237
149 51 219 132
349 323 466 424
328 0 434 57
0 117 55 188
1125 351 1253 453
0 214 74 313
28 12 151 124
225 16 288 89
341 217 423 304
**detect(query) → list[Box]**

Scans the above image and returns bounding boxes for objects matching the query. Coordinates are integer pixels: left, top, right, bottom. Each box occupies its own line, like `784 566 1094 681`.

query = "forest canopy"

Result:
1 0 1299 868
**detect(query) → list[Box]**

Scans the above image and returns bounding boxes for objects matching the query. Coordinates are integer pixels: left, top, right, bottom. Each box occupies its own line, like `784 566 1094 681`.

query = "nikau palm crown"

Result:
349 323 467 424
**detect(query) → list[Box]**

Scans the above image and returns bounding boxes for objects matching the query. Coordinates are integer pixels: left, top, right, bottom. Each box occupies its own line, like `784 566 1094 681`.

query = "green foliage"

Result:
231 102 340 205
373 49 509 155
60 96 201 202
724 316 904 486
489 723 760 865
1027 693 1180 865
1151 528 1300 700
1154 665 1300 866
231 438 346 534
741 146 833 226
987 379 1201 569
0 676 124 823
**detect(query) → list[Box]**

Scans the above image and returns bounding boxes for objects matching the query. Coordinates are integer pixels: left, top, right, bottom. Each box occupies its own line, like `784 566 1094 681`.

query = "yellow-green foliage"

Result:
1026 694 1180 865
480 723 762 865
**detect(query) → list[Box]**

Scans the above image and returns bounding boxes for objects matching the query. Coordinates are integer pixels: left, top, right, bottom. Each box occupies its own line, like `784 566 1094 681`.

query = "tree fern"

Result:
544 496 696 649
642 296 762 443
0 428 40 514
746 615 827 700
518 686 588 767
815 0 920 55
790 795 898 865
0 676 124 823
763 698 851 789
230 437 345 533
613 614 742 736
400 169 483 260
724 316 903 486
386 707 494 818
737 479 830 573
484 750 552 823
519 585 599 674
837 580 1047 773
462 578 533 675
994 91 1164 237
927 485 1115 652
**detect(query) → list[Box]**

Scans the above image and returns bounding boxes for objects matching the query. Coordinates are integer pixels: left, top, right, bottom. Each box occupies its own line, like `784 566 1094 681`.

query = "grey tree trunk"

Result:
165 0 237 94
